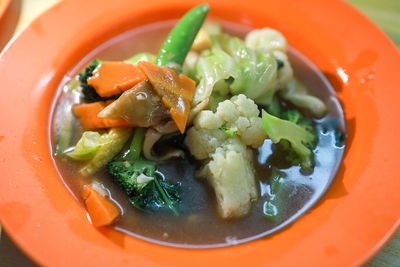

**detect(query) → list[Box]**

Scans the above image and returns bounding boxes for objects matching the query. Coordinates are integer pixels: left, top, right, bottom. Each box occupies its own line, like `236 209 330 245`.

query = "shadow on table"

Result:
0 230 36 267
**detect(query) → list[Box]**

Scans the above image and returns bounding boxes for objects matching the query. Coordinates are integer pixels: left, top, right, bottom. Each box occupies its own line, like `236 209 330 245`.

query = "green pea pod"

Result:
155 4 209 67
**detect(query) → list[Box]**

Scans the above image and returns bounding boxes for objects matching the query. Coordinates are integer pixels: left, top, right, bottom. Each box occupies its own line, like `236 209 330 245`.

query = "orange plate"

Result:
0 0 400 266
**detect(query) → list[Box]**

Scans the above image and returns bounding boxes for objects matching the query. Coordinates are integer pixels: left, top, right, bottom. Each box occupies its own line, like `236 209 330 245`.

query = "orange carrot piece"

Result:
82 185 121 227
87 61 146 97
73 101 135 130
137 61 196 133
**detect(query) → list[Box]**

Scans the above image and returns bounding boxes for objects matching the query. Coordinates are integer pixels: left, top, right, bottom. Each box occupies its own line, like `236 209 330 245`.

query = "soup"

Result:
51 6 345 248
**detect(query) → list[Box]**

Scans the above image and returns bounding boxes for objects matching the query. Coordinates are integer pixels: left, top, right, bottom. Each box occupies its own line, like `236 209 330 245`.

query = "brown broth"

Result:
51 20 345 248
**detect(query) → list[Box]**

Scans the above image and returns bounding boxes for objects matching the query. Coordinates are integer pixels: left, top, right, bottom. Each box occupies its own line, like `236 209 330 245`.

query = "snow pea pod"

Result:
155 4 209 67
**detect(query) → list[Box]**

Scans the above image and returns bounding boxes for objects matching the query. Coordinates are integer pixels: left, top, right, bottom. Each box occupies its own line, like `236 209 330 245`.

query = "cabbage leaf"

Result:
191 33 279 106
67 131 112 160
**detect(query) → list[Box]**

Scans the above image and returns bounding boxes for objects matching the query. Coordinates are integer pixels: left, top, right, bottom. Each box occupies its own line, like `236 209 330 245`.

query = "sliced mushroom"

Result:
153 120 179 134
98 79 169 127
143 128 185 161
141 95 210 161
151 97 211 134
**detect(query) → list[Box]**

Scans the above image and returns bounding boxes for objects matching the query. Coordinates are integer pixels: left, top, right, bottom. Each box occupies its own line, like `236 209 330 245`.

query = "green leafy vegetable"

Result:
191 33 278 106
79 128 133 176
191 48 237 105
108 160 181 215
262 110 317 172
66 131 112 160
266 93 282 117
54 78 81 157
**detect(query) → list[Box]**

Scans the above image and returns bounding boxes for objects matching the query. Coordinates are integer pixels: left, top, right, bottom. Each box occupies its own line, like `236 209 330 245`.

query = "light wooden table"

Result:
0 0 398 266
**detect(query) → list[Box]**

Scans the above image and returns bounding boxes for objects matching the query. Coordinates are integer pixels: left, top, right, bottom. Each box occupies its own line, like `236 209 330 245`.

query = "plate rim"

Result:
0 0 399 266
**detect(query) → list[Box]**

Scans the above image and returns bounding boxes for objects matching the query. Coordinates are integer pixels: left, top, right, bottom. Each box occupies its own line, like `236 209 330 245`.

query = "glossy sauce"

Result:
51 20 345 248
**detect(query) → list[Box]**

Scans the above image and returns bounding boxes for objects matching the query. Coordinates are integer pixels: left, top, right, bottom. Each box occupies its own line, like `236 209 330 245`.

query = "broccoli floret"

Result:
79 60 119 103
130 178 181 214
107 160 181 215
108 160 156 194
266 93 281 117
282 109 301 124
262 109 317 172
282 109 317 146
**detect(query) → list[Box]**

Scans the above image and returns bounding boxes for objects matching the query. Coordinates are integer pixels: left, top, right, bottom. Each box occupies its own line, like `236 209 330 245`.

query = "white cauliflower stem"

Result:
185 94 266 218
199 138 258 218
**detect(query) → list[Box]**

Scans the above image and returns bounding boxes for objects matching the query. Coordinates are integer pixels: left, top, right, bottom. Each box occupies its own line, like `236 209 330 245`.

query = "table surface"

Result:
0 0 399 266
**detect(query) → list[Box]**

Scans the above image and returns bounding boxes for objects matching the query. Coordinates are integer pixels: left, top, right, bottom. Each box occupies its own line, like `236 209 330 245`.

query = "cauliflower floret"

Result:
185 128 227 160
185 94 266 219
230 94 260 118
199 137 258 218
237 117 265 147
215 100 239 123
216 94 267 148
193 110 223 129
190 94 266 150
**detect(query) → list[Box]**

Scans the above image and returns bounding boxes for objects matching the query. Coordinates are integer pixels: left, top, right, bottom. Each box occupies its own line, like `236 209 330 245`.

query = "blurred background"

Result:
0 0 398 266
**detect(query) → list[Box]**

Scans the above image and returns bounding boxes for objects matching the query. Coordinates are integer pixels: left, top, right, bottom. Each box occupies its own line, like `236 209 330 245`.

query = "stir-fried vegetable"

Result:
262 110 317 172
185 94 265 218
108 160 181 215
82 184 121 227
108 126 181 215
73 101 135 130
66 131 112 160
55 3 343 231
54 78 81 157
80 60 119 103
137 61 196 133
155 4 209 67
126 127 146 161
87 62 146 97
280 79 327 118
80 128 132 176
191 33 280 106
97 80 169 127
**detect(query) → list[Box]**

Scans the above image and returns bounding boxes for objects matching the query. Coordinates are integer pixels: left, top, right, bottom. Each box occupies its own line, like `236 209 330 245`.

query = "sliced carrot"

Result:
87 61 146 97
82 185 121 227
73 101 135 130
137 61 196 133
